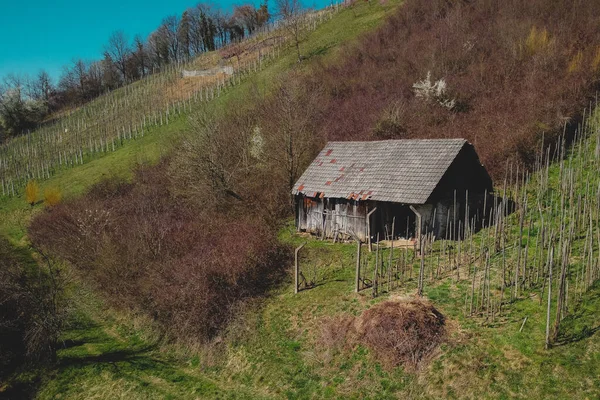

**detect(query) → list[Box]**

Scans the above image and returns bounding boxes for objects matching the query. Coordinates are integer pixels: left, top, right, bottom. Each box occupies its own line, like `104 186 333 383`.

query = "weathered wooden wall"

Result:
295 194 489 243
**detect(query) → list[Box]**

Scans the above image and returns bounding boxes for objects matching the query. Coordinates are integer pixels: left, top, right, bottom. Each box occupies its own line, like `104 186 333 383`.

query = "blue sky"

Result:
0 0 329 83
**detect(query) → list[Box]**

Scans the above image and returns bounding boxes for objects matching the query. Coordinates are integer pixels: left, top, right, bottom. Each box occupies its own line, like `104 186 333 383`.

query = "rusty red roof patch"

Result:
339 166 345 171
325 181 332 186
297 184 305 191
330 159 337 163
325 149 333 156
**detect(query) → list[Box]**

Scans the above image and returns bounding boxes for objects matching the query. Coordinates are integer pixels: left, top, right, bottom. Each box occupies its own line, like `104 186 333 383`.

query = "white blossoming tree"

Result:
412 71 456 110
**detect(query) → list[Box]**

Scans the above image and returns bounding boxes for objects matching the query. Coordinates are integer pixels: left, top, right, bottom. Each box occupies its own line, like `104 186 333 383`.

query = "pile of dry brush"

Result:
308 0 600 178
320 299 447 370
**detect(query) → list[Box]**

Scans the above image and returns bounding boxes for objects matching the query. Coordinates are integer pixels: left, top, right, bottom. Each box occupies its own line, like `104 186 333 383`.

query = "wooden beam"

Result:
295 242 306 294
367 206 378 252
355 239 361 293
409 205 422 251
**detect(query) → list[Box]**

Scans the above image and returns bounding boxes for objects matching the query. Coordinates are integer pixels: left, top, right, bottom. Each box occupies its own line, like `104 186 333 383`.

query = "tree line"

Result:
0 2 271 141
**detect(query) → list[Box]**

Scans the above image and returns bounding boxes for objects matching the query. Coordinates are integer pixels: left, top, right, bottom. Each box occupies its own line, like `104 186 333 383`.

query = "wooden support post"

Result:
545 246 554 349
389 217 395 291
418 234 425 297
367 207 378 252
355 239 361 293
294 242 306 294
373 233 380 297
409 206 422 251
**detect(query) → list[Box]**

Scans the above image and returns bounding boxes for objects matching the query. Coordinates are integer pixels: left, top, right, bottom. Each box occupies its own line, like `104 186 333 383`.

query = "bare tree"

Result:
25 70 53 104
275 0 305 62
101 52 122 90
0 74 44 136
178 10 192 60
261 72 323 208
133 35 148 77
162 16 180 63
171 109 251 208
233 5 259 35
147 29 170 68
104 31 131 81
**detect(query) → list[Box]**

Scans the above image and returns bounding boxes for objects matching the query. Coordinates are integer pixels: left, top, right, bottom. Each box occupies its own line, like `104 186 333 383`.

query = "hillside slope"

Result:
0 2 401 397
27 105 600 399
0 1 397 243
5 0 600 398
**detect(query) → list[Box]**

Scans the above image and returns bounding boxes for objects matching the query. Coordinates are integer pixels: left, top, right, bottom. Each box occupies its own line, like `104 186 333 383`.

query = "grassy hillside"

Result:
5 0 600 398
0 6 334 200
22 110 600 398
0 1 402 397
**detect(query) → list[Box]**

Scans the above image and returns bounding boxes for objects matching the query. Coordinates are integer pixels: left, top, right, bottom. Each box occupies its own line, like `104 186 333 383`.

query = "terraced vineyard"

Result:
0 6 337 197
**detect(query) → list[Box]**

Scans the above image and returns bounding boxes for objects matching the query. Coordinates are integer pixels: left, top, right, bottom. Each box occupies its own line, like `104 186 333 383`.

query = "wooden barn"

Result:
292 139 493 243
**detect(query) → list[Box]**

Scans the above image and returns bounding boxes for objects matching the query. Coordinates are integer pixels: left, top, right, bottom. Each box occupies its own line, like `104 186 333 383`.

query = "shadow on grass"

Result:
298 278 347 292
554 283 600 346
58 344 160 369
0 377 41 400
52 343 225 398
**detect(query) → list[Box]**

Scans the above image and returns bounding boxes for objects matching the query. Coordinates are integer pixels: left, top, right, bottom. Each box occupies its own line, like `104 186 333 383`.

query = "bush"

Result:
25 180 39 206
0 238 66 379
29 165 288 342
43 187 62 207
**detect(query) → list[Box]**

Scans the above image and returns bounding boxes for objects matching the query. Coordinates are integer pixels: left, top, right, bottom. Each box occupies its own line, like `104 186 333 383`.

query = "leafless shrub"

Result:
29 162 289 343
306 0 600 178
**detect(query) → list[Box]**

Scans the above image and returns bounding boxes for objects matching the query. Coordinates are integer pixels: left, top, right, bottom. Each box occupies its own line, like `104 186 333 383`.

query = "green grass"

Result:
8 1 600 398
34 286 261 400
0 2 405 398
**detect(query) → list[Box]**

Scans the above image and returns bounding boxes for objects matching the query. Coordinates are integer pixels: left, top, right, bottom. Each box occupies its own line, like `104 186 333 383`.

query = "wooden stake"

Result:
294 242 306 294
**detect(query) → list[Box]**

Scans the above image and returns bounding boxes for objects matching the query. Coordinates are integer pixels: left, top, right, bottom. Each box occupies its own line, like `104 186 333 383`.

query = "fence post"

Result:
355 239 361 292
295 242 306 294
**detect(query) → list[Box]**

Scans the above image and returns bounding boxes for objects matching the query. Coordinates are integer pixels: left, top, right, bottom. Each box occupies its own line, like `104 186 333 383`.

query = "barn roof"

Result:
292 139 472 204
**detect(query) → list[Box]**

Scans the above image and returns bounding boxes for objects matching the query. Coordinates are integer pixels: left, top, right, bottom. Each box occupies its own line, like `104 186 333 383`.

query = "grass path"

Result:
35 289 263 400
